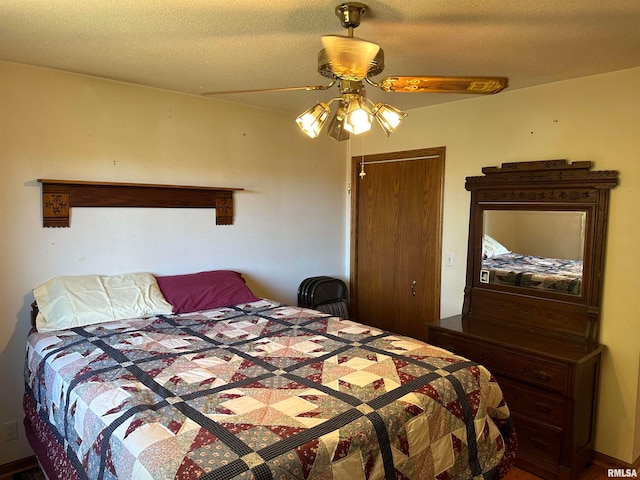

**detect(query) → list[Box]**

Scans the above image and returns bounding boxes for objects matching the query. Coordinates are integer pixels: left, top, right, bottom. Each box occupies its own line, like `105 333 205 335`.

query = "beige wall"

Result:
0 61 347 464
2 59 639 467
353 67 640 464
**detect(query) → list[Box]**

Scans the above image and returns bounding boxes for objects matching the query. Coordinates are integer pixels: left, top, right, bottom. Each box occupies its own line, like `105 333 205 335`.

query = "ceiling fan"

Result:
201 2 509 140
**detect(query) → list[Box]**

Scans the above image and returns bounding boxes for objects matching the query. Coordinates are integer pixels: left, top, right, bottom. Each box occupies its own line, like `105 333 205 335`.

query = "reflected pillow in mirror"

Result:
482 234 511 258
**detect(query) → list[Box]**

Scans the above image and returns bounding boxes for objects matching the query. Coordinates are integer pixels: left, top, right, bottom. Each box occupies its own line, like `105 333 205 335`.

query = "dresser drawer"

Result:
497 376 566 428
512 414 563 472
430 330 569 393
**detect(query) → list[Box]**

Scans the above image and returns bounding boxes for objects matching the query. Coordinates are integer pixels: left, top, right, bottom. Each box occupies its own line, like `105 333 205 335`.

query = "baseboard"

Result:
594 451 640 470
0 456 38 478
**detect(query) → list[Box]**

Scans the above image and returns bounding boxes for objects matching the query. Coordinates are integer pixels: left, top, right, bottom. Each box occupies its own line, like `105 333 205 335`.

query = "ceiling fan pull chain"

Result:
359 135 366 178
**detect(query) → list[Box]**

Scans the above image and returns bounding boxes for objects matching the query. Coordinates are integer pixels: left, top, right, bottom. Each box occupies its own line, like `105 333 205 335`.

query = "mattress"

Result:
24 299 516 479
482 252 582 295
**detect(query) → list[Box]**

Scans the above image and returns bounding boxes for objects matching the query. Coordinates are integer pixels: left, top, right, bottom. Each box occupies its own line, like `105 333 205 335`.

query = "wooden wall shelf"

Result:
38 179 243 227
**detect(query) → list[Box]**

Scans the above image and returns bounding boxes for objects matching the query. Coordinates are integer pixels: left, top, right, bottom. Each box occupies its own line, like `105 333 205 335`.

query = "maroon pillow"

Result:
156 270 259 314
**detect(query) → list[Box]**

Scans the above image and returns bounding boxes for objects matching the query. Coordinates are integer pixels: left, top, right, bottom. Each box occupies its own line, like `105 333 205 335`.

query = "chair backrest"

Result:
297 277 349 319
297 276 332 307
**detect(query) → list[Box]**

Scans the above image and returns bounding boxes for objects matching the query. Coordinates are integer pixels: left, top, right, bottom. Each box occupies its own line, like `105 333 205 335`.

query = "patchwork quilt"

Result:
482 253 583 295
25 300 515 480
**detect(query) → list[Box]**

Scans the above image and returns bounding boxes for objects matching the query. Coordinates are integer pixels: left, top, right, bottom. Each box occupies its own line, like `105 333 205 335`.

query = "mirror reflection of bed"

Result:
481 209 586 295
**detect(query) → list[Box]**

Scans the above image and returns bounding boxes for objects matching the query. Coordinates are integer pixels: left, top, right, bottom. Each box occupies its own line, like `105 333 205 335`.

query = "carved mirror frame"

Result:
462 160 618 344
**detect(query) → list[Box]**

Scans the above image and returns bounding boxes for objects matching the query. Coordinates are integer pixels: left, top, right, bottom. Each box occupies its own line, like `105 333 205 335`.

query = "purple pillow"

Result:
156 270 259 314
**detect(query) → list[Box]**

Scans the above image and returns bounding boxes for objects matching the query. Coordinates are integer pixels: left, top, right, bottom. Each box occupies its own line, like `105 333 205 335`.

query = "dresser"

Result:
428 315 603 480
431 160 617 479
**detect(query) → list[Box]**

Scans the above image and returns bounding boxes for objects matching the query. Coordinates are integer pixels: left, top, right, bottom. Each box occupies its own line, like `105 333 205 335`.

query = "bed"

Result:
480 235 582 295
24 270 516 480
481 253 583 295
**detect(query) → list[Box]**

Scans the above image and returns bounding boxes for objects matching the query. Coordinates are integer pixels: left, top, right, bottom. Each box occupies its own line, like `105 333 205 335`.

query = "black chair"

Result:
297 277 349 319
297 276 331 307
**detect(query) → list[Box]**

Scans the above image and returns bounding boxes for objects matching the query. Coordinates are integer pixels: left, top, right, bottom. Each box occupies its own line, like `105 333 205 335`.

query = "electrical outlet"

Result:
446 252 455 267
3 420 18 441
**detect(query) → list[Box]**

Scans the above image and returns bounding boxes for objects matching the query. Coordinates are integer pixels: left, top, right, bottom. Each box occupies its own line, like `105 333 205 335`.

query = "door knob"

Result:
411 280 417 296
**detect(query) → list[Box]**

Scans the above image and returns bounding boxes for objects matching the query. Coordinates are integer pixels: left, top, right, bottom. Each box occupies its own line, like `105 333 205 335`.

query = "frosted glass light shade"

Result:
327 101 350 141
372 102 407 136
295 102 330 138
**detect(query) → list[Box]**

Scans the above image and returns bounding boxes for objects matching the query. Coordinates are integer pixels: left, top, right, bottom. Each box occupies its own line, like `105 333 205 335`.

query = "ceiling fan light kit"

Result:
297 2 404 140
202 2 509 141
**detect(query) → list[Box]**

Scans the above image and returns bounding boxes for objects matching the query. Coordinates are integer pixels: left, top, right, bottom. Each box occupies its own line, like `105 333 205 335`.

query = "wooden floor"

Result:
505 464 609 480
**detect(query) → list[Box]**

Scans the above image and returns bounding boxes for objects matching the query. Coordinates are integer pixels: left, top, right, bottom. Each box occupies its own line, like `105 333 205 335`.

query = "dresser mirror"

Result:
462 160 617 344
478 206 588 298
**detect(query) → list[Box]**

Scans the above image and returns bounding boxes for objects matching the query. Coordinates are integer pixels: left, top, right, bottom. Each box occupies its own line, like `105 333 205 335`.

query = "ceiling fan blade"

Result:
321 35 380 81
201 84 334 96
378 76 509 94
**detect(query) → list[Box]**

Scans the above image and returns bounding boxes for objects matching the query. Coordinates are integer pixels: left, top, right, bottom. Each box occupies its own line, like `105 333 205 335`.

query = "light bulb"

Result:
343 96 373 135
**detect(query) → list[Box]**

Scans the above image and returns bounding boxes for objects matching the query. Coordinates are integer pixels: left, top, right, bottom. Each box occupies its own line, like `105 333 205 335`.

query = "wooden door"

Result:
350 147 444 341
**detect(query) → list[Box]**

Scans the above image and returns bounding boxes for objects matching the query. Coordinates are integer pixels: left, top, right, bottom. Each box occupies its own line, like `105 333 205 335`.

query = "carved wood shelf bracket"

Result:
38 179 243 227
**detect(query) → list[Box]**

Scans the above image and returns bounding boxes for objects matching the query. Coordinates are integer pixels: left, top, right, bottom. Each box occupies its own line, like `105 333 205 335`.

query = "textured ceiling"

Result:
2 0 640 114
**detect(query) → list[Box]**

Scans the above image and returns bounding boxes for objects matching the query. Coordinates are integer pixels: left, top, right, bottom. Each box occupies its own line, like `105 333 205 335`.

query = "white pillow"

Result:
34 272 173 332
482 235 511 258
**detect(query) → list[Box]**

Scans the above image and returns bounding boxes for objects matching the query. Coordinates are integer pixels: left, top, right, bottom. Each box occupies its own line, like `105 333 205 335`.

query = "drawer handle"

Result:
534 370 552 382
535 401 552 414
531 437 548 450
